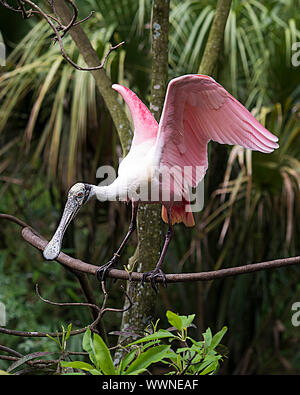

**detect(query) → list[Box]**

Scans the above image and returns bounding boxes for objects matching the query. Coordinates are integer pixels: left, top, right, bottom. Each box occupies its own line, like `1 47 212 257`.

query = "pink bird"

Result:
43 74 279 290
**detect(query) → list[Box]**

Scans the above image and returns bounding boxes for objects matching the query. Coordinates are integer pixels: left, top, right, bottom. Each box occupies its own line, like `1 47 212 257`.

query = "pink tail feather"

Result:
161 204 195 227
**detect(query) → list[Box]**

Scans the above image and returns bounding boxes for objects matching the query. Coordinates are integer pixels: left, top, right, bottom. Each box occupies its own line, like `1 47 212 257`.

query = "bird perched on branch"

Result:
43 74 279 290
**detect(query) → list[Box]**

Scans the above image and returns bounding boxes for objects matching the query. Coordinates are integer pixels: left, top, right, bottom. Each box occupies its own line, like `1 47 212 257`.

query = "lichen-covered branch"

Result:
198 0 232 76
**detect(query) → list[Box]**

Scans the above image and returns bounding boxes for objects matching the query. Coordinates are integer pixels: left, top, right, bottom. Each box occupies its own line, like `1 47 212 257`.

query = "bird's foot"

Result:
141 268 167 293
96 253 120 282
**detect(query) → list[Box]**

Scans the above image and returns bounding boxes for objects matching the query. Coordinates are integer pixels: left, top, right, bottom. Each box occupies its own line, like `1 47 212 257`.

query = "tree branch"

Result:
198 0 232 76
1 214 299 283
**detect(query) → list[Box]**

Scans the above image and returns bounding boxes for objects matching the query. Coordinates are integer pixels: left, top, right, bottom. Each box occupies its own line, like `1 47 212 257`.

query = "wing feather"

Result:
112 84 158 148
154 74 279 189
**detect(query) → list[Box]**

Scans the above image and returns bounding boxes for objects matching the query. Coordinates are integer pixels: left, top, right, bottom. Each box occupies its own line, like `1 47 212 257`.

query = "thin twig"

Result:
0 0 61 23
0 284 100 338
35 283 100 313
35 283 103 333
0 345 23 358
55 0 78 37
16 0 30 19
0 281 132 340
73 11 95 26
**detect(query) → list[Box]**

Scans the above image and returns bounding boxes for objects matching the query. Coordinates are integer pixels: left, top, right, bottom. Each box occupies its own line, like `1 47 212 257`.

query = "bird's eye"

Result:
77 192 84 198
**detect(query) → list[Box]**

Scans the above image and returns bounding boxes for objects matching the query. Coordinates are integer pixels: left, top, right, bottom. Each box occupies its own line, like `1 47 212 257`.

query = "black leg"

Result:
142 206 173 292
96 201 139 281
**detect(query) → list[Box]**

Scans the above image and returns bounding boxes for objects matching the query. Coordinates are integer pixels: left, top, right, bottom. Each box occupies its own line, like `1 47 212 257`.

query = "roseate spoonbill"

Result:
43 74 279 290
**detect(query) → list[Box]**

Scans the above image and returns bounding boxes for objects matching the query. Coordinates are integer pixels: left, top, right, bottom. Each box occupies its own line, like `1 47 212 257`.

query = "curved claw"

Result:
96 255 119 282
141 268 167 293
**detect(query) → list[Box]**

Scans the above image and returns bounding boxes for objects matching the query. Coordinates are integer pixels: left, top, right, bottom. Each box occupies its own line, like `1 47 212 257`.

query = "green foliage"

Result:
170 0 300 105
46 323 73 353
61 327 171 375
60 312 227 375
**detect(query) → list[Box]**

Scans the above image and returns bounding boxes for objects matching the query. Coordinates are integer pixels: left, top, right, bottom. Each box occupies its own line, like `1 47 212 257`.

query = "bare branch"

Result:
51 0 78 38
0 0 124 71
35 283 100 316
74 11 95 26
0 345 23 358
24 226 300 283
2 213 299 284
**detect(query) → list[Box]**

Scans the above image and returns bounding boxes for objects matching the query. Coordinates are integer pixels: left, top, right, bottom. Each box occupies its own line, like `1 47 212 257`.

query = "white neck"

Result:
91 184 120 202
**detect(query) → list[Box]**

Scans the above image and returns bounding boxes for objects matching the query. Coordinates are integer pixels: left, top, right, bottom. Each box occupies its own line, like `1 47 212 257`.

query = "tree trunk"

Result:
114 0 170 362
198 0 232 76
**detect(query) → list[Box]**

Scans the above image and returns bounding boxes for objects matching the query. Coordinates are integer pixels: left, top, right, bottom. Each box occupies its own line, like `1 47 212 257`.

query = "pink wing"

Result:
155 74 279 188
112 84 158 147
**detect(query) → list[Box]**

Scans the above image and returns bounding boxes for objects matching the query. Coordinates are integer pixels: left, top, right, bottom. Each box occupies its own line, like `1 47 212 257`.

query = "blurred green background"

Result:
0 0 299 374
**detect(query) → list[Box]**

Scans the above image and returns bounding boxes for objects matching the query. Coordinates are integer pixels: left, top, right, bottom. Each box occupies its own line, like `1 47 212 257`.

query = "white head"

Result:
43 183 94 260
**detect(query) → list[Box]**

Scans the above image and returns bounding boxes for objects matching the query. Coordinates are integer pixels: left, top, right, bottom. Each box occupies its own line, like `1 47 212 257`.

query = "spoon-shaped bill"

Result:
43 196 80 260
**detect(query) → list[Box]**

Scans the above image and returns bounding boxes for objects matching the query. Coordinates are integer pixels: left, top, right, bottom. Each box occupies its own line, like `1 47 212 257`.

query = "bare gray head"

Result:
43 183 93 260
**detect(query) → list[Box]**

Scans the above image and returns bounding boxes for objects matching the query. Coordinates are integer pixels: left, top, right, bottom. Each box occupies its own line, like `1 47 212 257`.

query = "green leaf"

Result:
188 337 204 348
7 351 55 372
125 345 171 375
117 349 138 375
92 333 116 375
82 328 92 354
160 350 178 364
199 359 220 375
89 369 102 375
65 323 72 341
166 311 183 331
215 344 229 358
196 354 220 374
46 333 61 349
82 328 98 367
210 326 228 350
128 329 175 346
202 328 212 348
60 361 95 372
0 370 10 375
180 314 195 329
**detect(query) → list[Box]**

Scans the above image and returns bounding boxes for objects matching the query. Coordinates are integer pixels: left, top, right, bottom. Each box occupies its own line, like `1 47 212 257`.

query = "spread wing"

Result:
154 74 279 188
